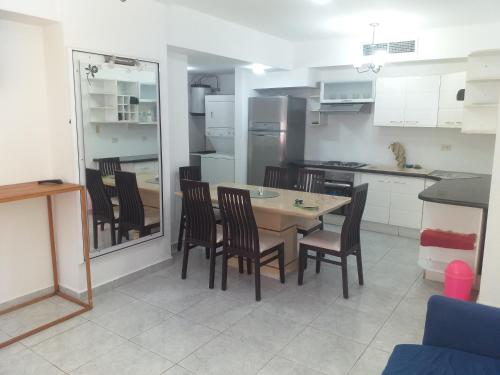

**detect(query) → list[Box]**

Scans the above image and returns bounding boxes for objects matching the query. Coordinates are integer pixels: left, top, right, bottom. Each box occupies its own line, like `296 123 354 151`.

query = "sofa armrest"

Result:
423 295 500 359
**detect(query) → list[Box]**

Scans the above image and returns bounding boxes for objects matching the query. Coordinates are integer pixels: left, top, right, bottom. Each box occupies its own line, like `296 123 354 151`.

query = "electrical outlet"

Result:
441 144 452 151
112 137 119 144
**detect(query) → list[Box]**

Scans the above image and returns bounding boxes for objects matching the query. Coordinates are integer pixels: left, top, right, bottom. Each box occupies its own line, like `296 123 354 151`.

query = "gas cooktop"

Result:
323 161 367 168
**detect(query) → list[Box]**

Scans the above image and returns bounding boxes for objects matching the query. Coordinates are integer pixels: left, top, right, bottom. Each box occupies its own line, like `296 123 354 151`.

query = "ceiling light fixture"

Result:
355 23 387 74
247 63 269 75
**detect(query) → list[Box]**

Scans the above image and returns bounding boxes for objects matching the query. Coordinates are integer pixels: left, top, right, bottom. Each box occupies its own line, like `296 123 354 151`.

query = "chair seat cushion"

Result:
299 230 341 252
258 230 284 252
296 218 322 232
382 344 500 375
214 208 222 222
111 196 119 206
144 206 161 227
216 224 223 244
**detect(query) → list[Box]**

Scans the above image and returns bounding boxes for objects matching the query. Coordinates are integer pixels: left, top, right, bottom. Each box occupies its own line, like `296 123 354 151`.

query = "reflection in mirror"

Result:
72 51 162 257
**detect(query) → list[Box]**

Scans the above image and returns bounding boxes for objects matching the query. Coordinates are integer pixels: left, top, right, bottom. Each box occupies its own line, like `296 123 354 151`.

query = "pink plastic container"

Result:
444 260 474 301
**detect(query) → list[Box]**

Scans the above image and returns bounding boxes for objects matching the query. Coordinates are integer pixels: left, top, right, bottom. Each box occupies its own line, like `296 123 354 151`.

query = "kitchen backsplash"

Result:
305 110 495 174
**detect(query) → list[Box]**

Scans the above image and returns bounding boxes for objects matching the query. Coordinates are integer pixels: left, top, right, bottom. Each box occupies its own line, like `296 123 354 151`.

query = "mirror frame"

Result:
71 49 164 259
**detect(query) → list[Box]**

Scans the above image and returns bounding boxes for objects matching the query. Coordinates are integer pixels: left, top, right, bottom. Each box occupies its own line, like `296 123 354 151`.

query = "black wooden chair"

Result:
115 171 160 242
177 166 221 256
218 186 285 301
181 180 224 289
263 166 288 189
98 157 121 202
85 168 119 249
177 166 201 252
296 168 326 236
298 183 368 299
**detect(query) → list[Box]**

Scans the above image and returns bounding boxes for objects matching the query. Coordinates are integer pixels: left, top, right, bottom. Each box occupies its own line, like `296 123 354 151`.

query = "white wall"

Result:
234 67 257 183
166 4 293 70
257 61 495 174
0 0 60 22
0 18 54 303
479 121 500 307
168 51 190 247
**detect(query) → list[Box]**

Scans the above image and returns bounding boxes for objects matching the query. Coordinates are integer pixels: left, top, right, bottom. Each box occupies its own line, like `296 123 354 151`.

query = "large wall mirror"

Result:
72 51 163 258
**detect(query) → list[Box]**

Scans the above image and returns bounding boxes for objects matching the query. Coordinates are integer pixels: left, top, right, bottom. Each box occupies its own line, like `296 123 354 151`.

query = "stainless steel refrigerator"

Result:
247 96 306 186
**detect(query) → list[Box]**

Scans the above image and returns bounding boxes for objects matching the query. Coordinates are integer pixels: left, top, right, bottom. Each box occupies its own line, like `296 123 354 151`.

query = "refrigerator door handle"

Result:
253 134 280 138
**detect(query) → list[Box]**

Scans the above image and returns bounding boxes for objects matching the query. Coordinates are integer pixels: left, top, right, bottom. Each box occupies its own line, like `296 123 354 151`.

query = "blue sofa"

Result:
382 295 500 375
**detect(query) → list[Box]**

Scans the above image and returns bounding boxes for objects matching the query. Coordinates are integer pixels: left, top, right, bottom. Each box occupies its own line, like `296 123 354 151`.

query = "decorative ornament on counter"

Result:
389 142 406 170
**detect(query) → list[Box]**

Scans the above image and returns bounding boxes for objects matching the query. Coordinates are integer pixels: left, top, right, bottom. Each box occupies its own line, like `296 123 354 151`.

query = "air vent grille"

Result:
363 40 416 56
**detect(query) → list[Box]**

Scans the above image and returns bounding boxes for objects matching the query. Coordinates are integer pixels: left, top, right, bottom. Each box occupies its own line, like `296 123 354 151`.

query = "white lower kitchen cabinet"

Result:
363 204 390 224
361 173 425 229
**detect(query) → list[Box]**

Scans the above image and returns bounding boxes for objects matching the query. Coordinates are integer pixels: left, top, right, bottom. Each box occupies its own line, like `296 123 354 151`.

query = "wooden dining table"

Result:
175 182 351 279
102 172 160 208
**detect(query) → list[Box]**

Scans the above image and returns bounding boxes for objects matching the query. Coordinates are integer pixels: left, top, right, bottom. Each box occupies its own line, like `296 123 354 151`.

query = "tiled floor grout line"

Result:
3 233 421 375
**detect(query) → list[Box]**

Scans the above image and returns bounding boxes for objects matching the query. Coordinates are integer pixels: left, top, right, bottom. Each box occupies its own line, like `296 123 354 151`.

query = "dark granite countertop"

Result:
290 160 491 209
418 174 491 209
290 160 434 179
93 154 158 164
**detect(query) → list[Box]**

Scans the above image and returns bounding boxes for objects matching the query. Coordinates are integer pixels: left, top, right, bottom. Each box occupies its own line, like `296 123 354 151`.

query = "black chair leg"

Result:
316 250 322 274
356 250 364 286
341 256 349 299
100 222 105 231
117 226 123 244
246 258 252 275
205 247 210 260
177 214 185 252
278 245 285 284
110 223 116 246
92 219 98 249
221 250 228 291
238 256 244 274
254 259 261 301
209 247 216 289
304 249 308 269
298 245 305 285
181 242 190 279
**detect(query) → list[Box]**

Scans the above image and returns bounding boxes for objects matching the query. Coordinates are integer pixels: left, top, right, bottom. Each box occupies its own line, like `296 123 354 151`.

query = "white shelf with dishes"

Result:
462 49 500 134
85 78 158 126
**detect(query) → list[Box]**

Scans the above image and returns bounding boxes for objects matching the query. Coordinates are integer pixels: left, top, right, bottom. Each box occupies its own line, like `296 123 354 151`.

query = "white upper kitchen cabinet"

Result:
438 72 466 128
374 75 440 128
373 77 406 126
205 95 235 129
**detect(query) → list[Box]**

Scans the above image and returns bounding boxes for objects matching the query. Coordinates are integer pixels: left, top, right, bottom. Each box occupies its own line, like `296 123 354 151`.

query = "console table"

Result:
0 182 93 348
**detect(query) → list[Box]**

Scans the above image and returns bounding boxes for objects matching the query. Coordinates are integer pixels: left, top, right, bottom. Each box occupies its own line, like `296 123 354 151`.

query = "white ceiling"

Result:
163 0 500 41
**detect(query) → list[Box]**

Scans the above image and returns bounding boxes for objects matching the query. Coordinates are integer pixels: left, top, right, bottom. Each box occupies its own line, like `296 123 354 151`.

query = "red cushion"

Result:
421 229 476 250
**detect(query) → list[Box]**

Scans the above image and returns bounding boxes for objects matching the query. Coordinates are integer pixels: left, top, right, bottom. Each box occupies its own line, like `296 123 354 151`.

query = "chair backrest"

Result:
115 171 144 228
85 168 114 220
99 157 121 177
182 179 217 245
179 166 201 182
296 168 325 193
263 166 288 189
217 186 260 254
340 183 368 251
98 157 121 198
